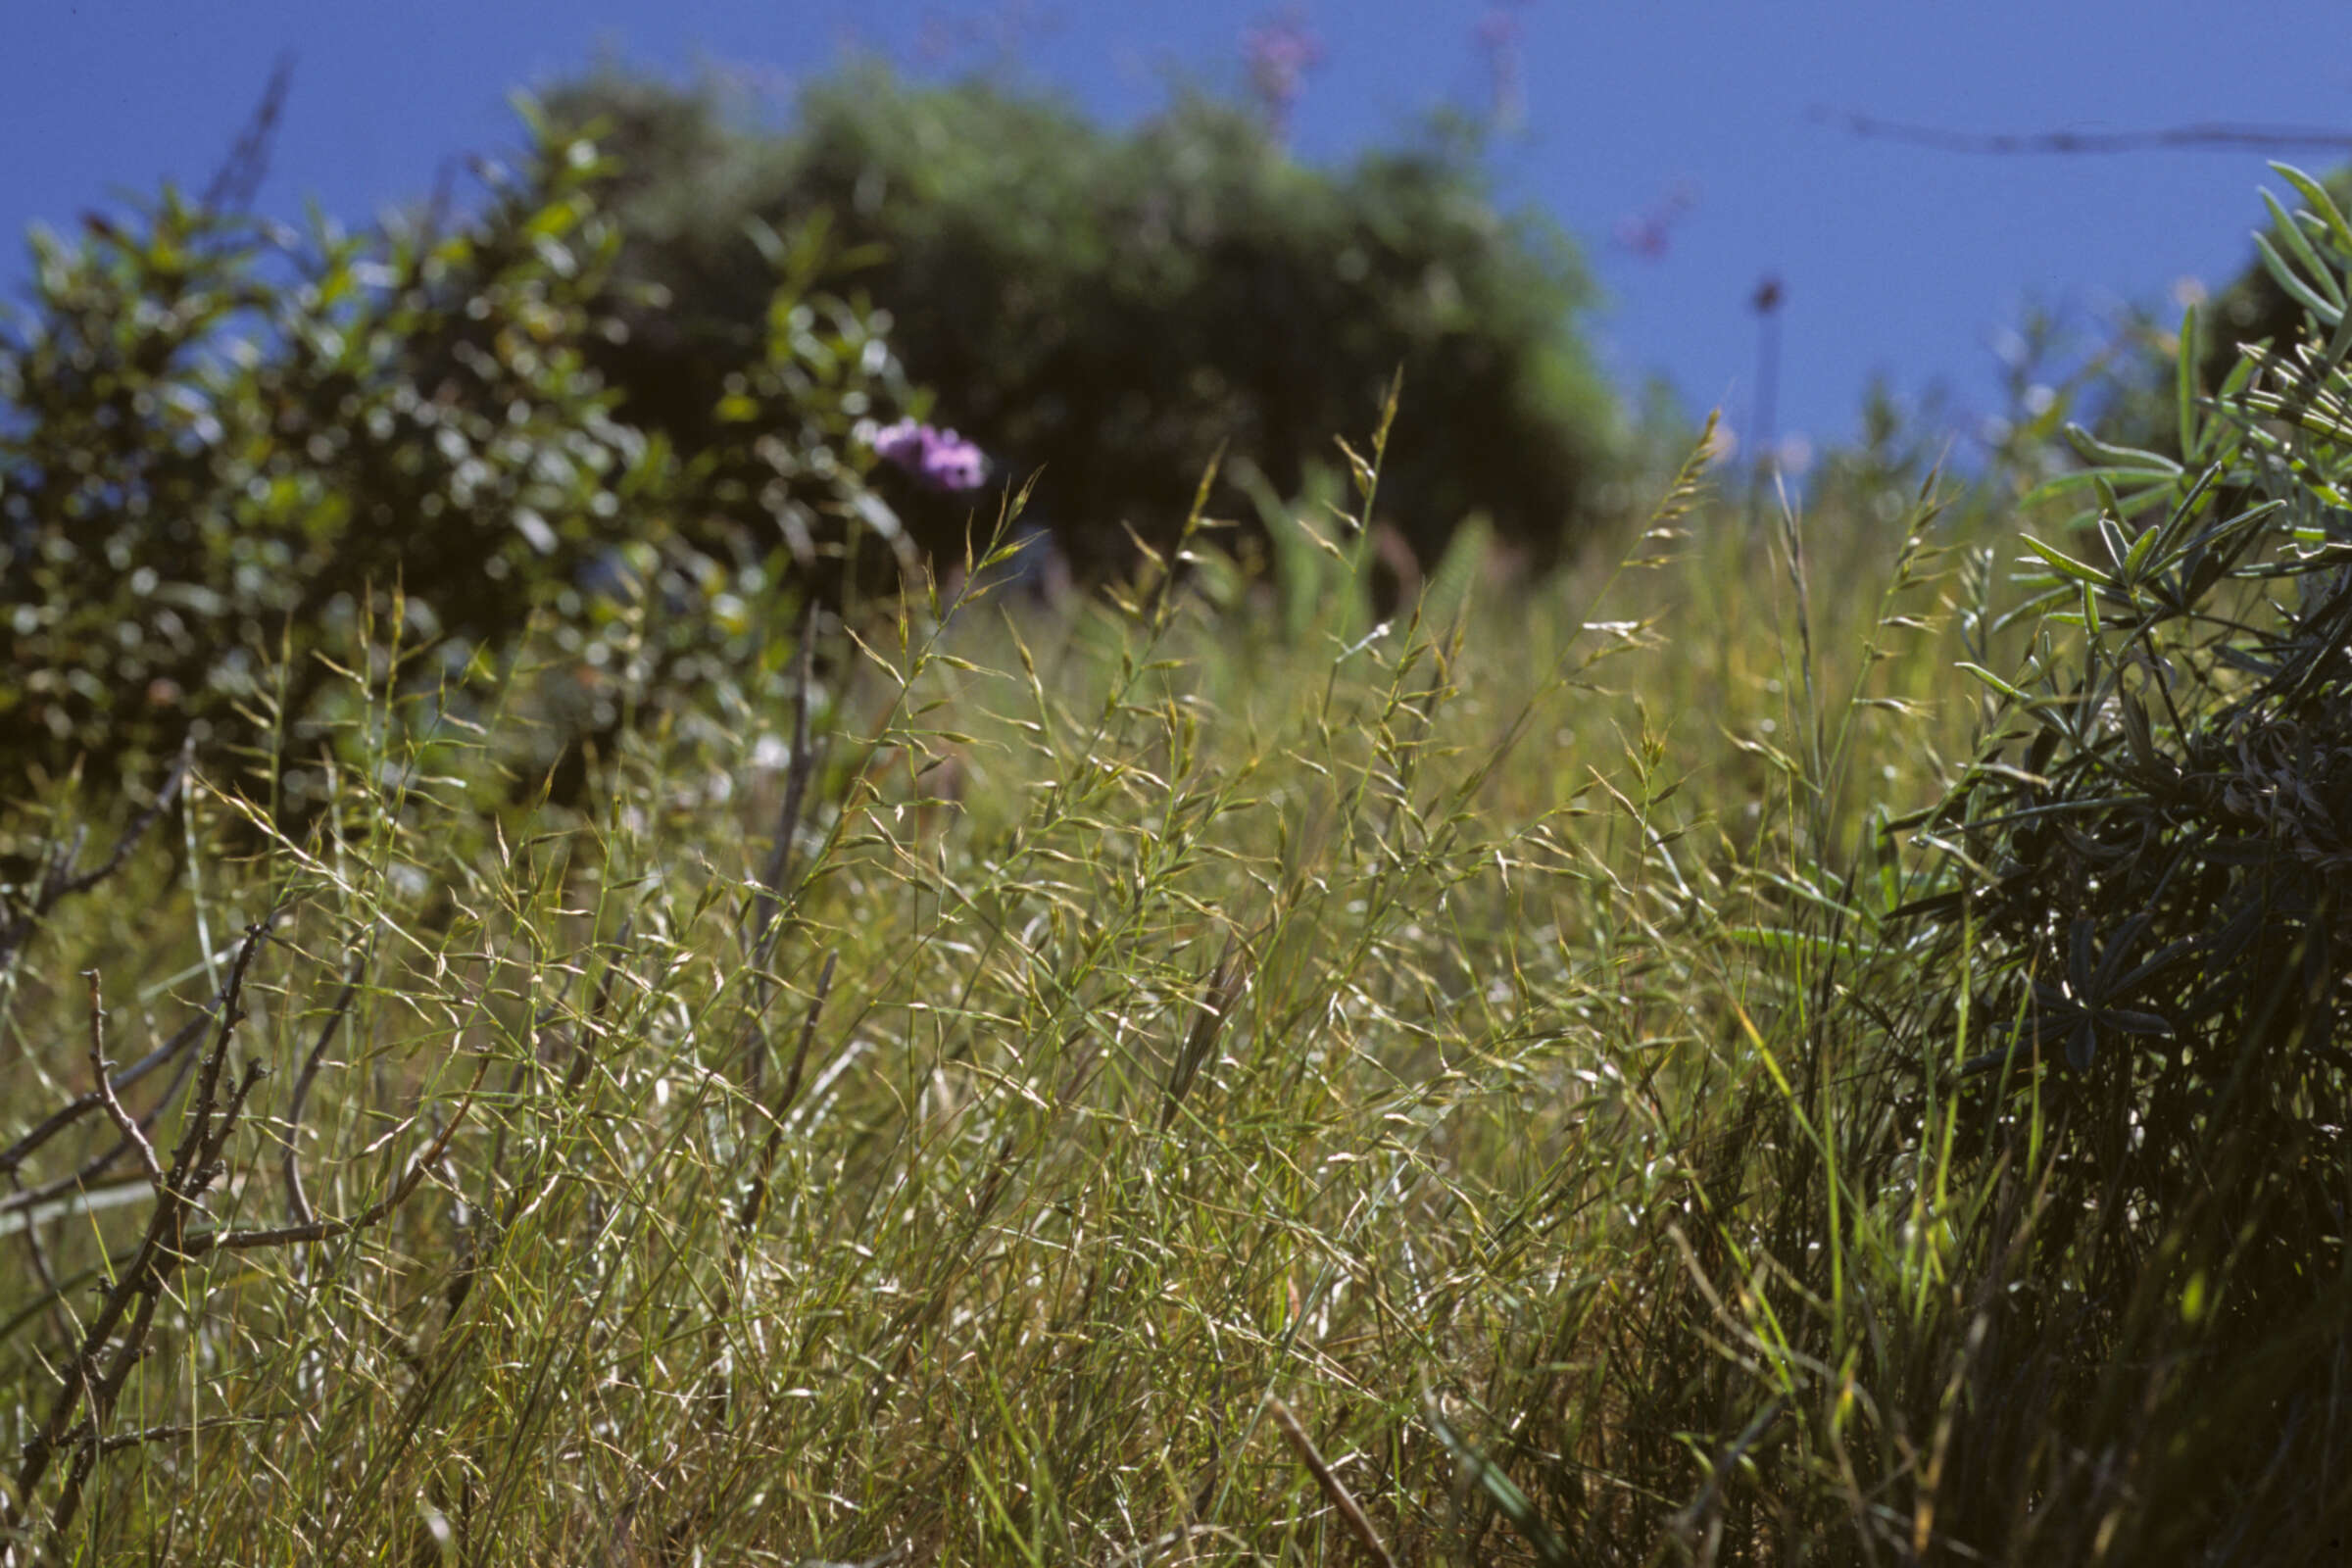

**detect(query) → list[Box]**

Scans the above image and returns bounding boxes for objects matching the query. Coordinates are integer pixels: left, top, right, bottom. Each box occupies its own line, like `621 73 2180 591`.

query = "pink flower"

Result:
872 417 989 493
1613 178 1700 263
1243 10 1325 136
1475 0 1538 125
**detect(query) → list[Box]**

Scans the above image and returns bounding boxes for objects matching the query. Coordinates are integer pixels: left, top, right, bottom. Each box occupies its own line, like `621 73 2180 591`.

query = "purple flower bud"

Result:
1474 11 1521 48
871 416 990 493
1243 10 1324 136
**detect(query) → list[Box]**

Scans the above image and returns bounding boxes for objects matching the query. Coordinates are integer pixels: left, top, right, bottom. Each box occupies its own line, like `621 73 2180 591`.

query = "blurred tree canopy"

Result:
537 63 1627 576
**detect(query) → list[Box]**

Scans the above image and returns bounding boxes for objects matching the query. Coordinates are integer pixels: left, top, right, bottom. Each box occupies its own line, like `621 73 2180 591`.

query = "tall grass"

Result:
3 376 2340 1567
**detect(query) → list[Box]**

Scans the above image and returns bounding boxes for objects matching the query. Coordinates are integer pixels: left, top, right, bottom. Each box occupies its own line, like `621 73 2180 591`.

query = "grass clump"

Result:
0 392 1923 1562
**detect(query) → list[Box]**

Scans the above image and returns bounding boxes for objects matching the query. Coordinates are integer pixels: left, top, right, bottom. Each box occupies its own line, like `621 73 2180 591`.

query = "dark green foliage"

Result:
1892 166 2352 1429
1905 296 2352 1166
0 114 913 808
538 65 1625 576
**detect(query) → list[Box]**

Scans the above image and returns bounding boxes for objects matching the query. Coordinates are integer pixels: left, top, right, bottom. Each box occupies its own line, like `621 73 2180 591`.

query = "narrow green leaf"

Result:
2264 188 2345 310
1426 1413 1573 1566
1956 662 2029 701
2096 513 2132 575
2019 534 2113 587
2272 162 2352 264
2063 423 2181 475
2123 516 2162 581
2253 232 2344 326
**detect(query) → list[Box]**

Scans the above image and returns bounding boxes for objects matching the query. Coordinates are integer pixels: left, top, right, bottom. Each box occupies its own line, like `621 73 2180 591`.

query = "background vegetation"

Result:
4 52 2350 1568
537 64 1628 578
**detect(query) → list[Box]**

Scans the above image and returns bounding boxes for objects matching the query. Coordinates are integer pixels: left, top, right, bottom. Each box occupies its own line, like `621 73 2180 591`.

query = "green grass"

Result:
2 410 2342 1565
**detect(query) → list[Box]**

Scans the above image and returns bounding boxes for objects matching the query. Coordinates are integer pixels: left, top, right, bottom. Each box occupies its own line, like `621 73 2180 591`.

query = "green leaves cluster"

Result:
1897 164 2352 1245
2097 165 2352 461
0 112 914 808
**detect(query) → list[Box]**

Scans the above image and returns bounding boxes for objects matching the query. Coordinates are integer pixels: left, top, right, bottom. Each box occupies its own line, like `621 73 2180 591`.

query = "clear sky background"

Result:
9 2 2352 468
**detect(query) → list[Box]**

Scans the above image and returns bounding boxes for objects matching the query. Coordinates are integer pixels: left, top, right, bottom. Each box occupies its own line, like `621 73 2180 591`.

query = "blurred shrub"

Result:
537 64 1626 577
0 110 916 808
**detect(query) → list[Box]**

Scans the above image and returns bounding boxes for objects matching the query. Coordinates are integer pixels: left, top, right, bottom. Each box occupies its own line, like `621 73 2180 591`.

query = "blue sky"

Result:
9 2 2351 467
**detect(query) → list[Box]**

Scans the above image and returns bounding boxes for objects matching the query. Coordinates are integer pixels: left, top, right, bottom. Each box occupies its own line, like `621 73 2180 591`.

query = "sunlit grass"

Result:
4 406 2333 1564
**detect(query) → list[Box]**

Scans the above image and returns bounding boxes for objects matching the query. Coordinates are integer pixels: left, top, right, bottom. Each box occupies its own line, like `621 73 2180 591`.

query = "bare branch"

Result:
4 1169 77 1348
0 1045 203 1222
700 950 840 1440
1816 106 2352 157
774 949 837 1128
1 988 215 1183
163 914 276 1192
737 951 838 1239
738 604 828 1100
562 915 636 1099
7 913 273 1545
82 973 164 1194
1267 1396 1396 1568
200 54 296 216
187 1051 485 1257
33 1409 300 1461
746 599 824 970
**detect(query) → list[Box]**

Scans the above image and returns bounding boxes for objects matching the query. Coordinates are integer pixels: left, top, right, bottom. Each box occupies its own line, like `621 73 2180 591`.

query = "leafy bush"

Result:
538 64 1627 578
0 111 918 809
1812 163 2352 1555
1900 163 2352 1215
